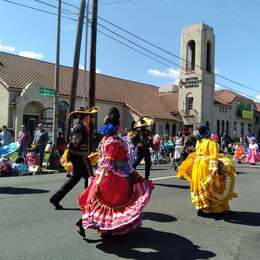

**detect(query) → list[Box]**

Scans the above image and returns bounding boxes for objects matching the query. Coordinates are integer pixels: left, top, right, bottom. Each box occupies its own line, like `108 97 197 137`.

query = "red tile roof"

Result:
214 89 253 105
255 102 260 113
0 51 173 120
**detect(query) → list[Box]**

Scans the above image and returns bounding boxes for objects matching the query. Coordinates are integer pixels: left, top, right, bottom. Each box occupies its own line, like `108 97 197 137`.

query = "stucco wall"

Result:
0 83 10 127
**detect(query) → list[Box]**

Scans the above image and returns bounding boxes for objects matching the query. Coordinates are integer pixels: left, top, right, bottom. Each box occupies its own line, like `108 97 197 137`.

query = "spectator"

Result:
17 125 31 158
13 157 28 175
0 156 13 176
25 148 40 174
0 125 12 146
34 123 49 167
220 132 229 151
152 134 161 165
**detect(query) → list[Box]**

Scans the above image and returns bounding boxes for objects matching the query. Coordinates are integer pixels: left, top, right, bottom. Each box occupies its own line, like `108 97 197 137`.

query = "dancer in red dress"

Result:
76 107 154 238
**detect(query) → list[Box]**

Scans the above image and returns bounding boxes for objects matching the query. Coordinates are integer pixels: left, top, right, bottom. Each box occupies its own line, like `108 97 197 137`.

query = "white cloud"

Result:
0 44 15 52
79 65 101 73
148 68 179 83
255 94 260 102
19 51 43 59
215 83 225 90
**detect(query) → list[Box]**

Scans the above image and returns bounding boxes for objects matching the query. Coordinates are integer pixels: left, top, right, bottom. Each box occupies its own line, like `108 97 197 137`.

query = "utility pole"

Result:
52 0 61 146
66 0 87 142
48 0 61 170
88 0 99 152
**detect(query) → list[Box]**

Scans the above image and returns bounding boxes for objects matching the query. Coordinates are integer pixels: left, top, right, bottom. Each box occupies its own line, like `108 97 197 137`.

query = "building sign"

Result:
179 77 202 88
242 110 254 120
40 87 56 96
236 101 252 117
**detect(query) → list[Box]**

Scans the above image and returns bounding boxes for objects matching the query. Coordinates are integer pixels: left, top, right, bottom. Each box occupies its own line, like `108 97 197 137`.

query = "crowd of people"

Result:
0 123 50 177
1 103 259 241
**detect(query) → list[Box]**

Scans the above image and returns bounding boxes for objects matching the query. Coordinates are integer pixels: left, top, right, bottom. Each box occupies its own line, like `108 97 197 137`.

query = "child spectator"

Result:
0 156 13 176
13 157 28 175
25 149 40 174
152 134 161 165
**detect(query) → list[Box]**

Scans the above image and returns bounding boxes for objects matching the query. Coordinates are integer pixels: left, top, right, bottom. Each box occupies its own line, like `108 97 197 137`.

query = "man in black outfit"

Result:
49 107 99 210
132 117 153 180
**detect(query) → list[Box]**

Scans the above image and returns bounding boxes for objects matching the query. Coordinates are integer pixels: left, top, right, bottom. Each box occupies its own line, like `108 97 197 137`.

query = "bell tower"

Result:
178 23 215 131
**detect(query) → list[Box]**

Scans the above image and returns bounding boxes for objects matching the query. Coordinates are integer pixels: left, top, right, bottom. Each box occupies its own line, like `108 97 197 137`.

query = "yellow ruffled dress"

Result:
178 138 237 213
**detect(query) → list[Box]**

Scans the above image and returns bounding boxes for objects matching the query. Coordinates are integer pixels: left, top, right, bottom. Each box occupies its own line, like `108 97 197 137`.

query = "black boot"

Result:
75 219 86 238
49 198 63 210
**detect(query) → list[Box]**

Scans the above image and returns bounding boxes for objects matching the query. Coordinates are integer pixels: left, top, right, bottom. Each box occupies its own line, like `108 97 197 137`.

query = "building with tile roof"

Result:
0 51 182 140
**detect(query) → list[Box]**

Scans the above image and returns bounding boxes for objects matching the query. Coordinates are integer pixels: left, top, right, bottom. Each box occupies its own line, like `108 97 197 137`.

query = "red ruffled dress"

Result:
78 136 154 236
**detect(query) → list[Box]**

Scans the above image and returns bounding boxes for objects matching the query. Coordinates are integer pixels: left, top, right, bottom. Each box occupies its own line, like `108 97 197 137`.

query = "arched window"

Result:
226 121 229 136
58 101 69 132
172 123 176 136
217 120 220 136
221 120 225 134
186 93 193 111
206 41 212 73
186 40 196 71
165 123 170 135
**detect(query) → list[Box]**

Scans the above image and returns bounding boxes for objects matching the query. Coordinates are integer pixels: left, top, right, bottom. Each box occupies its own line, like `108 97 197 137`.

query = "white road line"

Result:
150 176 177 181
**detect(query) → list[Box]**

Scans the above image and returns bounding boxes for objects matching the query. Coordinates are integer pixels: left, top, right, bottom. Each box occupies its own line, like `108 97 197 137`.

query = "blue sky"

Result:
0 0 260 101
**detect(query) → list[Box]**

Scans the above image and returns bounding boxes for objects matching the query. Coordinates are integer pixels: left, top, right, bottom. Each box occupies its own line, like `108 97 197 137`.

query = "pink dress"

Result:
247 143 260 164
78 136 153 236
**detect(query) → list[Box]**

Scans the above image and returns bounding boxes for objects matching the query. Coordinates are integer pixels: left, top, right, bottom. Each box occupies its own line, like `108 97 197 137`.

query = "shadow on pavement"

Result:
155 183 190 189
96 227 216 259
62 208 80 211
143 212 177 222
0 187 49 195
213 211 260 226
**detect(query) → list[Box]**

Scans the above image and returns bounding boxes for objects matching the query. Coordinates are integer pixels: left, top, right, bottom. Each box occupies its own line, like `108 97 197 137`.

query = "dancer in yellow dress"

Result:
177 125 237 216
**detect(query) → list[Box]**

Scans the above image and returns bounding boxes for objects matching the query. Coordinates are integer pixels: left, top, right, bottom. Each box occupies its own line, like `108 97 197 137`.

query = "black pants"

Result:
133 148 151 180
50 154 93 204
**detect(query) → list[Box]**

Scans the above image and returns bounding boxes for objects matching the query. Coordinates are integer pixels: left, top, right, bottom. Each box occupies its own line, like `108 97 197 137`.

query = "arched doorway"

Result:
23 101 45 139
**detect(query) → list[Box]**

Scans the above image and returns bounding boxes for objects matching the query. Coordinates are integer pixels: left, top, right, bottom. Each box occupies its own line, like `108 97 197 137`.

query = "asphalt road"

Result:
0 163 260 260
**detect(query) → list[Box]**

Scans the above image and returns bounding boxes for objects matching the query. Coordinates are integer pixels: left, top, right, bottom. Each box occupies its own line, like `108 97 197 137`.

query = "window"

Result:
221 120 225 134
165 123 170 135
217 120 220 136
256 116 259 125
186 40 196 71
248 123 252 134
172 123 176 136
233 122 237 137
241 122 244 136
226 121 229 135
206 41 212 73
187 97 193 110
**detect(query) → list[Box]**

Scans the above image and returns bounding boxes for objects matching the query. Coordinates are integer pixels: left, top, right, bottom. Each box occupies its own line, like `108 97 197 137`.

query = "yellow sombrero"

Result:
134 116 155 129
69 106 100 119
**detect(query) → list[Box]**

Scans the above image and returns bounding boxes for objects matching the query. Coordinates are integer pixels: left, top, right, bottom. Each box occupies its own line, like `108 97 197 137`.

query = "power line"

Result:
2 0 259 100
2 0 78 22
9 0 259 95
32 0 78 15
97 15 260 94
97 24 259 101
